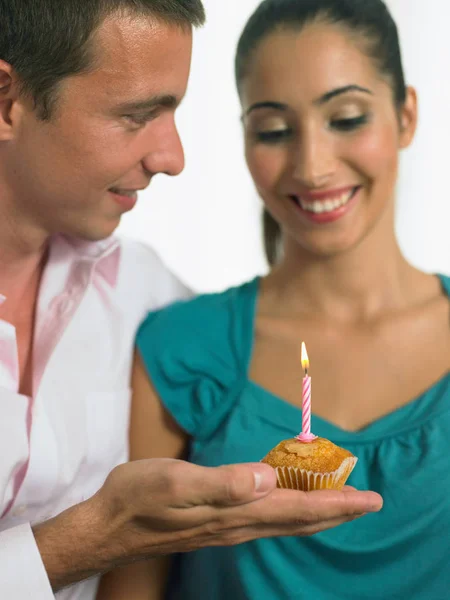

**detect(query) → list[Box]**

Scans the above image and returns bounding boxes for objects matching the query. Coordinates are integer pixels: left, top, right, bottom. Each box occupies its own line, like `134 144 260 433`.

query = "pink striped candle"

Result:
296 342 317 443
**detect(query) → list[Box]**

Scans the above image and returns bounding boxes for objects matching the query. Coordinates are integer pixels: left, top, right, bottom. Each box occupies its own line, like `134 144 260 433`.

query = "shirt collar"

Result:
0 235 121 306
54 235 122 288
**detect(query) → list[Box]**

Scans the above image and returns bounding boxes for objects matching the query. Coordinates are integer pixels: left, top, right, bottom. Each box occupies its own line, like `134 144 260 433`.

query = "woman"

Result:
99 0 450 598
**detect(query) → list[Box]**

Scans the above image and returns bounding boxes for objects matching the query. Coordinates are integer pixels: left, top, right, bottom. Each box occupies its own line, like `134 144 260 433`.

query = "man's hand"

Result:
97 458 381 558
34 458 382 591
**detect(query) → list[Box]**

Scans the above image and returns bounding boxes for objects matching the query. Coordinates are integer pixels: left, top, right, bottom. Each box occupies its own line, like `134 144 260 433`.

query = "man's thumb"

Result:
205 463 277 506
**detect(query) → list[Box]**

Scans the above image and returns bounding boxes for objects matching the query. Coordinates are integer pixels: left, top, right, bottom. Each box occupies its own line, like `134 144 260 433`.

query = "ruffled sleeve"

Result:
136 282 256 440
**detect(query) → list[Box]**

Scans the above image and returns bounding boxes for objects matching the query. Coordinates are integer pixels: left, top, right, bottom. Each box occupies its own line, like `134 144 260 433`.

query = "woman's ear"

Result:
398 86 418 149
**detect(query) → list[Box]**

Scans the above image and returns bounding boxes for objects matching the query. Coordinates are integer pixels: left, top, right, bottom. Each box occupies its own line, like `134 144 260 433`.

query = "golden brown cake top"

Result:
261 437 354 473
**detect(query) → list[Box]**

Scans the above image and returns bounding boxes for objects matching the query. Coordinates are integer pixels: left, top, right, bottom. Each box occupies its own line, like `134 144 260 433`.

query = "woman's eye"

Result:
255 129 292 143
331 115 369 131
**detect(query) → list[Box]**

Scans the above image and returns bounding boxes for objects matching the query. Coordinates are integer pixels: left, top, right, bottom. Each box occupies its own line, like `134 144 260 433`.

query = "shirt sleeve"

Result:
0 523 54 598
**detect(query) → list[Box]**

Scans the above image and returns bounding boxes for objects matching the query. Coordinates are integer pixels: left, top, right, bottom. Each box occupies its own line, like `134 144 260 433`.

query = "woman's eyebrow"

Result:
314 84 373 105
244 85 372 117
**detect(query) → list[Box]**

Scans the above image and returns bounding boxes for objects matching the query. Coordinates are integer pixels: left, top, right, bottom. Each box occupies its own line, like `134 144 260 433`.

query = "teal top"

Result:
137 275 450 600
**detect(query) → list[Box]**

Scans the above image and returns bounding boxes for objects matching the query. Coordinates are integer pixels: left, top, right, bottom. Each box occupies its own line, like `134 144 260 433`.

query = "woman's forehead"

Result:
241 24 379 105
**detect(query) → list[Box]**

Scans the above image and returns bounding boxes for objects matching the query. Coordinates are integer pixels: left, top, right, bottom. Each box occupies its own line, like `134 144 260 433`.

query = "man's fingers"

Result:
298 488 383 521
303 488 383 519
169 460 382 517
143 459 381 526
196 513 367 549
223 487 383 529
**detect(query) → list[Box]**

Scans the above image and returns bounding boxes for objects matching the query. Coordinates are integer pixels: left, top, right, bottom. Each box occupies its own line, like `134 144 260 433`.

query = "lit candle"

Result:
296 342 317 443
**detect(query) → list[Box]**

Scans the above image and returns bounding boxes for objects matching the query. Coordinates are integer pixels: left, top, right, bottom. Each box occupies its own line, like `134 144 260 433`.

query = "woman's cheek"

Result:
246 146 286 191
347 123 398 181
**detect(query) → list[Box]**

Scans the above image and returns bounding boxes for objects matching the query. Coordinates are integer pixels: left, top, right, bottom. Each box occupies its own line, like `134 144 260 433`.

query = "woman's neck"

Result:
265 217 434 323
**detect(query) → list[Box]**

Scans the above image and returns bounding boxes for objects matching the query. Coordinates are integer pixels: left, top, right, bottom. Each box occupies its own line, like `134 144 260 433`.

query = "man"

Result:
0 1 383 598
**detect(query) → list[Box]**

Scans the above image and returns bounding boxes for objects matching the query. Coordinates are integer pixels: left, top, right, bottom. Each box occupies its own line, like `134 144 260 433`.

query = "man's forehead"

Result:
82 13 192 105
95 13 160 55
93 12 191 69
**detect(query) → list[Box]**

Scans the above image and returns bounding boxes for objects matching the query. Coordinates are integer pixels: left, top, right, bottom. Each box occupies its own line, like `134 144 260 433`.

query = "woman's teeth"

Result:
296 189 355 214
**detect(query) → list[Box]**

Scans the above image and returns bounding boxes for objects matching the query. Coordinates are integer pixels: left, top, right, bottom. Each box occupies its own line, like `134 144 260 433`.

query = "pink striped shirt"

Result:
0 235 191 599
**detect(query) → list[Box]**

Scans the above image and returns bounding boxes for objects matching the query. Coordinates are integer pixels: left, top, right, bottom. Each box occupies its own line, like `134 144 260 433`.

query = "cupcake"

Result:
261 435 357 491
263 342 358 491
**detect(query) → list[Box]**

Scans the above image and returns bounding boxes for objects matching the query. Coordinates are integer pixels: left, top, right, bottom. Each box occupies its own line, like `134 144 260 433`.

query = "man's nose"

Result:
141 116 185 177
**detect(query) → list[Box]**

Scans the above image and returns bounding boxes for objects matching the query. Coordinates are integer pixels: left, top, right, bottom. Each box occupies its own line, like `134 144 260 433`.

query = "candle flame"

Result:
301 342 310 371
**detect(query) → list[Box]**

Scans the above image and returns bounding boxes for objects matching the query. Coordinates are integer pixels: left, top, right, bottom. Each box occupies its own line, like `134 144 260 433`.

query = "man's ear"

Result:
0 60 21 142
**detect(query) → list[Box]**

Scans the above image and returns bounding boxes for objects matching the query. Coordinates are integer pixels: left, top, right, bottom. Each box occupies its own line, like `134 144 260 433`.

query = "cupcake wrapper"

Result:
275 457 358 491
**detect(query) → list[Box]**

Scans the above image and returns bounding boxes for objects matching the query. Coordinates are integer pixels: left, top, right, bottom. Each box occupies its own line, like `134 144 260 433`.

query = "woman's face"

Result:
240 23 416 258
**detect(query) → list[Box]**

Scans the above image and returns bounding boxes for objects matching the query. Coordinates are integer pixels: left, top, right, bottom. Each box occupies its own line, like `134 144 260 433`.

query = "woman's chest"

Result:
249 309 450 432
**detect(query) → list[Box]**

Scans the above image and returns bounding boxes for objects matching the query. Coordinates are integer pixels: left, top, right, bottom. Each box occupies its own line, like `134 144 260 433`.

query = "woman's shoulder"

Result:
165 277 258 314
137 277 259 349
135 279 260 437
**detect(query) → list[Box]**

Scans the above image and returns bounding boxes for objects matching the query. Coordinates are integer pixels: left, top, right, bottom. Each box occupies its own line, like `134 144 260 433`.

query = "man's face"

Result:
4 13 192 240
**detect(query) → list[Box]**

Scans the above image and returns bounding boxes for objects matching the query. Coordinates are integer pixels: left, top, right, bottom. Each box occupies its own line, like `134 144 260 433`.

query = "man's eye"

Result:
124 113 155 126
255 129 292 143
331 115 369 131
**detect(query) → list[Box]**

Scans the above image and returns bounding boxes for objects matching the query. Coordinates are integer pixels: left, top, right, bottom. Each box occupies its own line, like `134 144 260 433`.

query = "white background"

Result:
118 0 450 293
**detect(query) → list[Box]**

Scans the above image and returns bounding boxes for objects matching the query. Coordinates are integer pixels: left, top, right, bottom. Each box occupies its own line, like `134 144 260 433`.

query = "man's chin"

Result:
66 218 121 242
